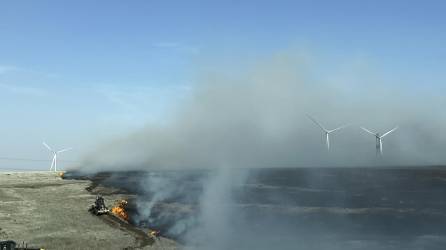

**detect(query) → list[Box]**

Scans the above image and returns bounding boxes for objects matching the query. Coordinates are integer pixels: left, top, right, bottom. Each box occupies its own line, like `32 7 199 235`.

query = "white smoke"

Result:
77 51 446 250
80 52 446 171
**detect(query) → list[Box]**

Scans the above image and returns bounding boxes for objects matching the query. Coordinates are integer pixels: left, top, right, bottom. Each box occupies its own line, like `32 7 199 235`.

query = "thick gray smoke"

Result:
80 53 446 171
78 52 446 250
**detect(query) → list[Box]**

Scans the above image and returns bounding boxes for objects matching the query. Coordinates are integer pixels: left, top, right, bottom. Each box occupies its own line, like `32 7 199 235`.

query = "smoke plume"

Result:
78 51 446 250
80 52 446 171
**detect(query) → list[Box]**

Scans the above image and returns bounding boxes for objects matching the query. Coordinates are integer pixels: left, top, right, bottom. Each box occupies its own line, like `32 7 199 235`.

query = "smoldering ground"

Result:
82 168 446 250
76 52 446 249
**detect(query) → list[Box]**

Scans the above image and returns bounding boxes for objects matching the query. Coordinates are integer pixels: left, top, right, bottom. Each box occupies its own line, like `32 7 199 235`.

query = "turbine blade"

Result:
381 126 399 138
42 142 52 151
326 133 330 151
306 114 327 132
360 127 377 135
380 139 383 155
328 124 350 133
50 155 55 171
57 148 72 153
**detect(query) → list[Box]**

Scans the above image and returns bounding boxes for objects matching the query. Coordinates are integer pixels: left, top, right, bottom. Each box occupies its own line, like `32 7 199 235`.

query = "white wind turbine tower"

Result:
360 126 398 156
307 115 349 151
43 142 72 172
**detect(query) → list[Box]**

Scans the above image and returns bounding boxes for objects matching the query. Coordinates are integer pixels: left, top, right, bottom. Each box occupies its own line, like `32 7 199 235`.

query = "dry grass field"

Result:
0 171 176 250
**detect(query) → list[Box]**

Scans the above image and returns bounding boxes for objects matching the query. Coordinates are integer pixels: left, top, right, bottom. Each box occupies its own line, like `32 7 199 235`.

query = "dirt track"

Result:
0 171 176 250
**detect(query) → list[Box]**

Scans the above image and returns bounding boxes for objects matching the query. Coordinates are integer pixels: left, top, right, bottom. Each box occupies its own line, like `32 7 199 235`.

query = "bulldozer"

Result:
88 195 109 215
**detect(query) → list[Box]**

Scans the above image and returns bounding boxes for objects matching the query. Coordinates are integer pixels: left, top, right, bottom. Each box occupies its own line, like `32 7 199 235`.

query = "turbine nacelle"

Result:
307 114 349 151
360 126 398 156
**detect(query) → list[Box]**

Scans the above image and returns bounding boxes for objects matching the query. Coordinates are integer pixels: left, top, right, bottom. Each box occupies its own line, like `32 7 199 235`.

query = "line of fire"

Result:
88 195 161 239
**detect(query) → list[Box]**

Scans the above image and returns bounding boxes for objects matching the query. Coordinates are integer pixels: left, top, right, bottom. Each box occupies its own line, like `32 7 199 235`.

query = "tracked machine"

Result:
88 195 109 215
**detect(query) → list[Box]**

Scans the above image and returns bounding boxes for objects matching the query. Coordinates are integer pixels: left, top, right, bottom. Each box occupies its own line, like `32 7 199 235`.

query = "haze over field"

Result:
80 52 446 171
2 2 446 250
76 52 446 250
1 1 446 171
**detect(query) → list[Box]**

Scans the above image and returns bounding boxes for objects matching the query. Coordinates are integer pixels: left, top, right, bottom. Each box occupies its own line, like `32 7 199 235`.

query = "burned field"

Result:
66 167 446 250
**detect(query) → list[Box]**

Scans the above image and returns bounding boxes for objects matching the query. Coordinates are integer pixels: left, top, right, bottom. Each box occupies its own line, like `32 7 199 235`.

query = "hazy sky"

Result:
1 1 445 169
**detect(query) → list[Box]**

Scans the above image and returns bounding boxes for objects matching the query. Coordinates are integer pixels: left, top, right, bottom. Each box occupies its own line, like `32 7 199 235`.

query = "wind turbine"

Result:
360 126 398 156
307 115 349 151
43 142 72 172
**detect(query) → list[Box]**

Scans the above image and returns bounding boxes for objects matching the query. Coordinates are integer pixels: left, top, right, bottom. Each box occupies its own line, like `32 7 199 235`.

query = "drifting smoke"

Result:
79 51 446 249
81 52 446 171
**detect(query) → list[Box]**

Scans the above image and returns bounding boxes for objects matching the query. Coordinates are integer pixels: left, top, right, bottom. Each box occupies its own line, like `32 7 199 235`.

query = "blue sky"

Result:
0 0 445 169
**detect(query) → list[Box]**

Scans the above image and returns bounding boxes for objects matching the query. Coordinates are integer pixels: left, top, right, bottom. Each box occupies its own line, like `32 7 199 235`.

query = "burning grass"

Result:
111 199 129 222
148 229 161 238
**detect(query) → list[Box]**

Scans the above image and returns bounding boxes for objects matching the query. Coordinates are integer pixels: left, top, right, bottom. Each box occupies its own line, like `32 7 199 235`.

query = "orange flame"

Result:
148 229 160 238
111 200 129 221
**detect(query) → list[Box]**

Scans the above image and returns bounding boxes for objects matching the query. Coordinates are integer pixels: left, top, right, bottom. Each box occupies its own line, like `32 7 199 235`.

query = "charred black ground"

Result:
66 167 446 250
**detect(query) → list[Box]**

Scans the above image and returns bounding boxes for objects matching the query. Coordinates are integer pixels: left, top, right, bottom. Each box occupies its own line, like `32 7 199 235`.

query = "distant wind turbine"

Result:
307 115 349 151
360 126 398 156
42 142 72 172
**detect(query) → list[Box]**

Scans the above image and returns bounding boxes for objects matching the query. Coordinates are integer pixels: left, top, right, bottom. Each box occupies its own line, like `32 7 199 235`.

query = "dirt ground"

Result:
0 171 177 250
